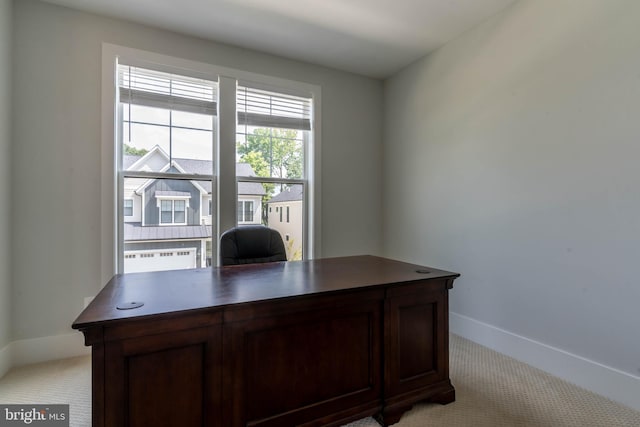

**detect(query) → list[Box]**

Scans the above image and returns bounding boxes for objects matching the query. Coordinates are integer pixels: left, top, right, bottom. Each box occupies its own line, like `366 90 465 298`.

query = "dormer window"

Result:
156 191 190 225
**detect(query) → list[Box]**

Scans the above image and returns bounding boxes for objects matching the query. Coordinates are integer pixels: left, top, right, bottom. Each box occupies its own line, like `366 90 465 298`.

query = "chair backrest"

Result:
220 225 287 266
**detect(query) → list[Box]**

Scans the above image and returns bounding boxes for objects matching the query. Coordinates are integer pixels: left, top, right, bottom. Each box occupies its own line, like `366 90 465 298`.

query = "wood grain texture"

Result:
73 256 459 426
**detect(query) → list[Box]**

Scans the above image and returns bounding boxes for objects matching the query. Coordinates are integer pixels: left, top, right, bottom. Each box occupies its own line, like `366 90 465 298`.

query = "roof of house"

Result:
124 152 265 196
124 154 140 170
124 222 212 241
267 184 303 203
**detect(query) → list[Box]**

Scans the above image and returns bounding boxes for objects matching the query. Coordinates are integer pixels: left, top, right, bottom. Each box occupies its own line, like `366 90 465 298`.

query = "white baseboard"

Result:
450 311 640 412
0 332 90 377
3 317 640 413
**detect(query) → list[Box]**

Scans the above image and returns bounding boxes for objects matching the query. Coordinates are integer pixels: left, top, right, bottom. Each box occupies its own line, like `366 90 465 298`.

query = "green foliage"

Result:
124 144 149 156
241 151 274 196
237 128 303 188
286 238 303 261
237 128 304 223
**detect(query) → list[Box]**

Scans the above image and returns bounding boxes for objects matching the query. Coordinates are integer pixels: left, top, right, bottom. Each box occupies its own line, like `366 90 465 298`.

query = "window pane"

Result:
244 201 254 222
122 119 214 175
236 126 305 179
118 64 218 273
171 127 214 162
160 200 172 224
174 211 185 223
269 185 303 261
123 199 133 216
237 200 255 224
174 200 186 223
172 110 213 131
160 211 172 223
237 182 303 261
129 104 171 126
122 178 212 273
124 121 170 156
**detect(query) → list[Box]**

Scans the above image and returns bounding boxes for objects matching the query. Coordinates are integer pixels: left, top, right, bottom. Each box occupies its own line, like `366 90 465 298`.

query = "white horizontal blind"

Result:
118 65 217 115
237 86 311 131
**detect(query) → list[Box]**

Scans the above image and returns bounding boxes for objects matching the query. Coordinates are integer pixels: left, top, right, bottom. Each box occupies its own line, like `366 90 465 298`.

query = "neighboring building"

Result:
123 146 265 272
267 185 304 260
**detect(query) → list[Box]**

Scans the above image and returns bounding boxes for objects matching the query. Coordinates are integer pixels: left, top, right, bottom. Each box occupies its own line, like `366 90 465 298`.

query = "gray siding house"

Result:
123 146 265 272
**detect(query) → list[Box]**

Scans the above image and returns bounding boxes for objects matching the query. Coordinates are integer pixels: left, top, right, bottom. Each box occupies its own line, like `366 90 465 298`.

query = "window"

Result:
117 63 215 273
160 200 172 223
237 200 254 223
106 46 320 273
236 85 310 260
158 199 187 224
123 199 133 216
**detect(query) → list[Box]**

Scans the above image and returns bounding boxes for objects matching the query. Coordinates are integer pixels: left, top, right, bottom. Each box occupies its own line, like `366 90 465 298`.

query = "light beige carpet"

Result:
1 334 639 426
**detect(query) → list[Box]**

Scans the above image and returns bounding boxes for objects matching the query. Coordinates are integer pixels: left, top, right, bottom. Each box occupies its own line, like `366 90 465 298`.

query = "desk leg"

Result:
91 343 105 427
377 385 455 426
376 406 410 426
429 386 455 405
382 280 455 426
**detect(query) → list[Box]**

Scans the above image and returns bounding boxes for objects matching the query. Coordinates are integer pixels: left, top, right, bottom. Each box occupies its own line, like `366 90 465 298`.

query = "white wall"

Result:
383 0 640 402
0 0 12 356
11 0 382 342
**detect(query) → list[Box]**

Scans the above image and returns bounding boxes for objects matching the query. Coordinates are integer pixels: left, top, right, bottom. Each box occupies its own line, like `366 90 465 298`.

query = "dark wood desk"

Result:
73 255 459 427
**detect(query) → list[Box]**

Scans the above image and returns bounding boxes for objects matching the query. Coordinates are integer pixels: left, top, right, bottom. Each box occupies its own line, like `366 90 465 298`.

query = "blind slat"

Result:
237 86 311 131
237 112 310 131
118 65 217 116
119 88 217 116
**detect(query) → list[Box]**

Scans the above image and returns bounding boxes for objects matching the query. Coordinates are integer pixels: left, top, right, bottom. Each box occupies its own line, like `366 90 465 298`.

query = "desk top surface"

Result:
72 255 459 329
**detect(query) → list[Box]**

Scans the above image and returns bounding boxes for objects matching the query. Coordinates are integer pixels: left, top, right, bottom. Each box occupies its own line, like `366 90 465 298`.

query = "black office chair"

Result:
220 225 287 266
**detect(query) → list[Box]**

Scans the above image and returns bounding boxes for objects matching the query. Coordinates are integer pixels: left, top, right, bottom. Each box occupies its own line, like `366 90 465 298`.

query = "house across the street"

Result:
267 184 304 261
122 146 265 272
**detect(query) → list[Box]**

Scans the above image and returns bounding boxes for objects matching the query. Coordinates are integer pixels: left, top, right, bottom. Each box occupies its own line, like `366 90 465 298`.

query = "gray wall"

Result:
383 0 640 377
0 0 12 350
11 0 382 341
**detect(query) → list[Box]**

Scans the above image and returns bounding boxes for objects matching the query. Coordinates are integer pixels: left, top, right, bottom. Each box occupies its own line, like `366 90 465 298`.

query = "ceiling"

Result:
41 0 517 78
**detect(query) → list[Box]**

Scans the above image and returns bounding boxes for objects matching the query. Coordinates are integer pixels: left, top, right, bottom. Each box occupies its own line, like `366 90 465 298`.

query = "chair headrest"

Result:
220 225 287 266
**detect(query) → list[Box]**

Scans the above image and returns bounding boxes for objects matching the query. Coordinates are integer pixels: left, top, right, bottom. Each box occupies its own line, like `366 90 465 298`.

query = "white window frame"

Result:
101 44 322 279
156 196 190 225
123 198 133 217
237 200 255 224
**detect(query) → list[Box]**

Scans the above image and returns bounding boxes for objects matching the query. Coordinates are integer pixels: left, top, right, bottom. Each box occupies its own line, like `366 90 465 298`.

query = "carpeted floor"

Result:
1 334 639 426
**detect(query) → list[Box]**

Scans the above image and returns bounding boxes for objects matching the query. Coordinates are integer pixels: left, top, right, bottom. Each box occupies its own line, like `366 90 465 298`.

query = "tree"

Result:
237 128 303 224
241 151 274 196
124 143 149 157
237 128 303 186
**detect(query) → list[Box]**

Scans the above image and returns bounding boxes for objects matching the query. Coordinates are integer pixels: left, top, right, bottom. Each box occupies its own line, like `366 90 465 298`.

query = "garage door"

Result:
124 248 197 273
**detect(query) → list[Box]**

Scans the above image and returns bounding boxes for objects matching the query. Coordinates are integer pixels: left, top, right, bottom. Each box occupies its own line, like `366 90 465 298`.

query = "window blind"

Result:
237 86 311 131
118 65 217 116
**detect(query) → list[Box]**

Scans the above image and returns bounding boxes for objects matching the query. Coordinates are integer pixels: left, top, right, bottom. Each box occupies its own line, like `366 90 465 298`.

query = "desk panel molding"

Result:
73 256 459 427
